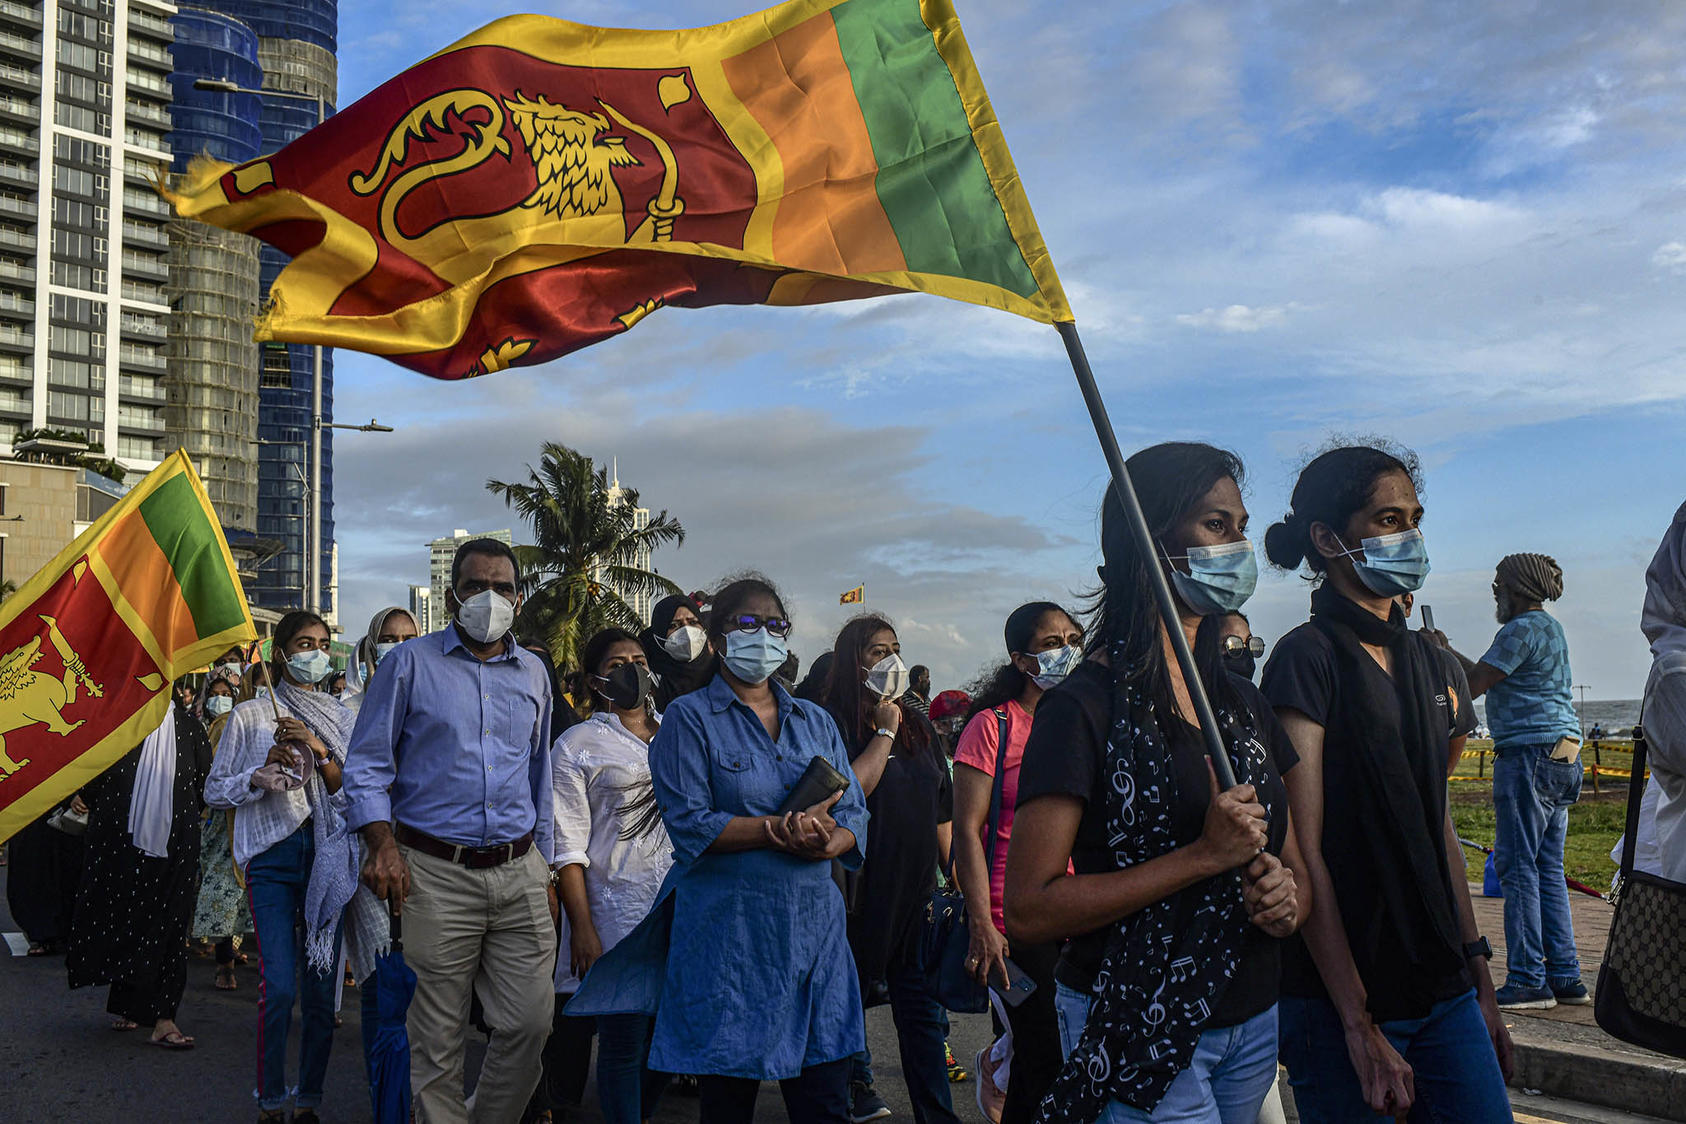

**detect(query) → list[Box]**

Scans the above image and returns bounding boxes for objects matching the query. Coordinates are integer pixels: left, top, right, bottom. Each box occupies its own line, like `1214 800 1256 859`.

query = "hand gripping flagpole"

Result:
1056 321 1237 788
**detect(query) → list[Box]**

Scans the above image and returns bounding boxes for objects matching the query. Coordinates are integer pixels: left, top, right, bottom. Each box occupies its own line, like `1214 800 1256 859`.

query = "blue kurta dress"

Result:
569 674 869 1080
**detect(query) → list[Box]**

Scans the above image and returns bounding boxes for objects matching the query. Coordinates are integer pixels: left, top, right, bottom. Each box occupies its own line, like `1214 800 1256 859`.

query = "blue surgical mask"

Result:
374 641 401 666
286 648 333 685
1165 539 1258 616
204 694 234 717
1340 529 1431 597
1029 644 1083 689
722 627 789 685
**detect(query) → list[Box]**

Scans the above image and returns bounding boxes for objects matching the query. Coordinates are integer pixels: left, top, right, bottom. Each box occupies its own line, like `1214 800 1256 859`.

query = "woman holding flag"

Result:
204 611 386 1124
1004 443 1305 1123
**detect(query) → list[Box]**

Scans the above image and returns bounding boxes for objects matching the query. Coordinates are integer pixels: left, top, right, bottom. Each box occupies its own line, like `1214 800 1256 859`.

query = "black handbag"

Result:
1594 721 1686 1059
924 709 1011 1014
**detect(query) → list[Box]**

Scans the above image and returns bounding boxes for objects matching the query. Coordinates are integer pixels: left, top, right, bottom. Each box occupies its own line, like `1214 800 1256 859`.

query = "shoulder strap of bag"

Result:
1621 716 1648 880
983 708 1012 873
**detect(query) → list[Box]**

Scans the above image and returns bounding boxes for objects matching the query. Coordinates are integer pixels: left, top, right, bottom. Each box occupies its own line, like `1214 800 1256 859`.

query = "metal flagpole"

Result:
1055 321 1237 787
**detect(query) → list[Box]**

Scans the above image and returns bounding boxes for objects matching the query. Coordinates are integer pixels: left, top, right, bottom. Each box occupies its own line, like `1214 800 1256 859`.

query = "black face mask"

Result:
1223 649 1257 681
596 663 654 710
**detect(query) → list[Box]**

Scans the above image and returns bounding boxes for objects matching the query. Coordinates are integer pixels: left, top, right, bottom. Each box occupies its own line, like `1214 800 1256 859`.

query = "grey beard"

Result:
1495 592 1516 623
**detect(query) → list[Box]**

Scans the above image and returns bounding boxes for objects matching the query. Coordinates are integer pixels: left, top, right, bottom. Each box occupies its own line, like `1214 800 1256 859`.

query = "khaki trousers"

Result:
399 843 557 1124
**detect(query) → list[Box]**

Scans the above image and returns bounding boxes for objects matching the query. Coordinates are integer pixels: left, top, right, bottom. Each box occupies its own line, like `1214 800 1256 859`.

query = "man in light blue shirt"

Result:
344 538 557 1124
1446 553 1585 1013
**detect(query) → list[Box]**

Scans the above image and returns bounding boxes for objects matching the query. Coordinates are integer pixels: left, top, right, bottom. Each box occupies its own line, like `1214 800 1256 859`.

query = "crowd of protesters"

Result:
8 438 1686 1124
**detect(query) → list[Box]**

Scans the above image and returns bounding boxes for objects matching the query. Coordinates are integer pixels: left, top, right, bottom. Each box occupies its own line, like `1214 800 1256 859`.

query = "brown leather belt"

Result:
395 824 533 870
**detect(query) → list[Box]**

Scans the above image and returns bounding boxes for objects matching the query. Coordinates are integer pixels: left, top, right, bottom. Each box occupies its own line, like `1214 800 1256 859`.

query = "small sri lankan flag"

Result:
0 452 255 842
161 0 1070 380
840 585 865 605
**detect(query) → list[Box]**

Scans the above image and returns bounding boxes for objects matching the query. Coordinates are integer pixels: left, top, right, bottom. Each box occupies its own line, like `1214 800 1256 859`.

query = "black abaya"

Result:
5 811 84 946
66 708 212 1023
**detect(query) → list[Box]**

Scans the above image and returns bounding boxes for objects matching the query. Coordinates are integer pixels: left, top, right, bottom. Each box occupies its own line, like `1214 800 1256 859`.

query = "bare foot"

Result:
215 965 237 990
110 1018 137 1031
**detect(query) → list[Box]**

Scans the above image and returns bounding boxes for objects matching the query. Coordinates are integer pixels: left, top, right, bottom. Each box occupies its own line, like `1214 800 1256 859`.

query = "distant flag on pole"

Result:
160 0 1070 380
0 453 256 842
840 585 865 605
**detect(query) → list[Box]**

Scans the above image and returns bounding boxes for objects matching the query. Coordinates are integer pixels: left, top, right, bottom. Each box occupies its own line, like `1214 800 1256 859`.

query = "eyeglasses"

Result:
1221 635 1265 658
726 613 793 638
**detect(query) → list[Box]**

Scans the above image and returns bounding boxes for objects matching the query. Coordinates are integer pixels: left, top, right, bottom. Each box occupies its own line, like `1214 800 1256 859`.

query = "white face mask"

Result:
663 624 708 663
456 589 516 644
862 653 911 700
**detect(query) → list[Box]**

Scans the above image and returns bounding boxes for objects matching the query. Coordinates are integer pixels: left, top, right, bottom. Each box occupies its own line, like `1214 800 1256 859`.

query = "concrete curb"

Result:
1512 1033 1686 1121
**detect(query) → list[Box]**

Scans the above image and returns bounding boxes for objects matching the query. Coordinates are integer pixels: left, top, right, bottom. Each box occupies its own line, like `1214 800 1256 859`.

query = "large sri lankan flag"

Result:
162 0 1070 379
0 453 254 842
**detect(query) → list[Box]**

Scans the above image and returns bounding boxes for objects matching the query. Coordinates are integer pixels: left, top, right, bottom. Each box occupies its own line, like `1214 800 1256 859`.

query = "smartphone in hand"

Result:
997 957 1038 1007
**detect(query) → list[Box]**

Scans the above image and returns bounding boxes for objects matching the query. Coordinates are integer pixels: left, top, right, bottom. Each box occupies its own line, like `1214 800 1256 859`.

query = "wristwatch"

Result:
1462 936 1493 962
875 726 897 741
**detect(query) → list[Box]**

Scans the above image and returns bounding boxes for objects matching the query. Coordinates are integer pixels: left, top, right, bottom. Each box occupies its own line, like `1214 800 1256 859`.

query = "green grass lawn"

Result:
1447 739 1631 891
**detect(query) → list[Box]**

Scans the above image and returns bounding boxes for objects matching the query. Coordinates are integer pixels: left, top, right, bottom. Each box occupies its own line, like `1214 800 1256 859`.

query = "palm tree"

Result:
486 442 685 672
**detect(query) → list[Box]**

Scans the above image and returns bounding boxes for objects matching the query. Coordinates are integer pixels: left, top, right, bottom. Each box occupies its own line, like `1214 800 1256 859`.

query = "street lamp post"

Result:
194 77 331 614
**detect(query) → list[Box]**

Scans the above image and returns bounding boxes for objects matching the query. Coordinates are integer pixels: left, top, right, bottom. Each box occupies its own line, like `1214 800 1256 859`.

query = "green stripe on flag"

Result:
831 0 1038 297
137 471 247 639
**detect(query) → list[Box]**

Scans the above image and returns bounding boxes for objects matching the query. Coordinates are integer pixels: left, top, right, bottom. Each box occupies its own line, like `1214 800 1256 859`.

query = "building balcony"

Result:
122 222 170 251
0 123 35 157
0 192 31 221
0 224 33 253
128 8 175 41
120 314 166 342
122 251 169 281
0 30 38 62
125 70 170 97
125 101 171 130
119 376 167 402
0 60 35 93
0 258 34 286
118 346 167 373
118 409 167 434
0 292 32 320
0 93 34 126
0 0 41 28
126 40 173 72
0 322 32 352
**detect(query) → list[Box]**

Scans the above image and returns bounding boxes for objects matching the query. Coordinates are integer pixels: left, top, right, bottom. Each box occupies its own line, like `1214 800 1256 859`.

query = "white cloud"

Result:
1653 241 1686 272
1175 304 1298 332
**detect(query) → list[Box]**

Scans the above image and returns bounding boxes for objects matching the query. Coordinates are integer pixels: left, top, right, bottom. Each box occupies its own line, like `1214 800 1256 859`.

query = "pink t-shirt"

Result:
953 700 1034 933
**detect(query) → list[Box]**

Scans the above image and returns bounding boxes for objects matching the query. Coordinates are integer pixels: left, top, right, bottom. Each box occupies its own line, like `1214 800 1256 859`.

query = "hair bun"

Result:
1263 518 1307 570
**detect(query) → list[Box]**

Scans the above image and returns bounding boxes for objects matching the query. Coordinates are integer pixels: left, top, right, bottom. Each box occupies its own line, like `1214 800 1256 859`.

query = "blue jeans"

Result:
1279 991 1512 1122
246 824 342 1112
1493 744 1582 990
849 945 959 1124
1053 983 1277 1123
597 1012 668 1124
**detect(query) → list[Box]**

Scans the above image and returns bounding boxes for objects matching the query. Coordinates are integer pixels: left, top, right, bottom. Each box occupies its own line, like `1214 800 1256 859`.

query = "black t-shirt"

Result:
837 708 953 984
1260 623 1473 1020
1015 661 1298 1028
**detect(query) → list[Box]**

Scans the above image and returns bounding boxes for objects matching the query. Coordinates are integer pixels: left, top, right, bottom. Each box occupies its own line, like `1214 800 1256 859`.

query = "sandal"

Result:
110 1018 138 1032
150 1029 195 1050
215 965 238 991
26 942 49 956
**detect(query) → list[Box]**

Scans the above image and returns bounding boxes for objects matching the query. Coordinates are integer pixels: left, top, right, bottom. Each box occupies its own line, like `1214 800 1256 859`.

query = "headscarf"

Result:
195 663 241 720
639 593 715 709
1496 552 1564 604
128 703 178 858
271 678 388 977
1643 502 1686 660
344 605 414 699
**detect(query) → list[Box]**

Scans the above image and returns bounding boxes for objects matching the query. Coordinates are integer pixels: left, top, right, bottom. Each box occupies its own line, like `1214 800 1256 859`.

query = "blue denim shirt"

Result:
570 674 868 1079
342 626 555 862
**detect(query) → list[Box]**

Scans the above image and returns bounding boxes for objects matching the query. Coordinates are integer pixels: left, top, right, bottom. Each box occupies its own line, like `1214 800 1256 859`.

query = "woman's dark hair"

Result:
822 613 932 757
794 651 834 702
272 610 328 680
1088 442 1244 710
964 601 1076 723
1262 443 1422 576
705 573 788 648
1193 610 1250 671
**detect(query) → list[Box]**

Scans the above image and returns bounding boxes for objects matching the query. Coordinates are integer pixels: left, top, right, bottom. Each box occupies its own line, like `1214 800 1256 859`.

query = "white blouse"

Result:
551 711 673 992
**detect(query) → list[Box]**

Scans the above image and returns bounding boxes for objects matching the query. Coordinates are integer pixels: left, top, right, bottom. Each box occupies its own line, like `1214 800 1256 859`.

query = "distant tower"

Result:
601 458 653 625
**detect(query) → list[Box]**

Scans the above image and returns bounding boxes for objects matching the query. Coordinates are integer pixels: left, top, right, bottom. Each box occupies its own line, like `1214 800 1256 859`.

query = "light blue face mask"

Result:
1165 539 1259 616
1340 529 1431 597
1028 644 1083 689
722 627 789 685
286 648 333 685
374 641 402 666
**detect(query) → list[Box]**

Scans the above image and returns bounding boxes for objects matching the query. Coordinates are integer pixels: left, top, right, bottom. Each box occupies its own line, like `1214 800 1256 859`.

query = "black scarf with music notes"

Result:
1035 646 1265 1121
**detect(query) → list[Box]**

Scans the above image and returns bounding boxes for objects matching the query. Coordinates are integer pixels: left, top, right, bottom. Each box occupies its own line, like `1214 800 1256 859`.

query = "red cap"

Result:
930 690 971 722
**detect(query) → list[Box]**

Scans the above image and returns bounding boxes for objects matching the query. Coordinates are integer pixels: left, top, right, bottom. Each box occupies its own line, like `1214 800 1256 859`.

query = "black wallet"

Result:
776 755 850 814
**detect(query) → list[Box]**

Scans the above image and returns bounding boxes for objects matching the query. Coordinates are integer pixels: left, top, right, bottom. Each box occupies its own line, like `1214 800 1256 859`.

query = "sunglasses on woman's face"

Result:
1221 635 1265 658
726 614 793 638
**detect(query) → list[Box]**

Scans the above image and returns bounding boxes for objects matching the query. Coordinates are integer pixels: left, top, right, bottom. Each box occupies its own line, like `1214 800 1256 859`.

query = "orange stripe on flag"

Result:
95 509 199 651
723 12 908 277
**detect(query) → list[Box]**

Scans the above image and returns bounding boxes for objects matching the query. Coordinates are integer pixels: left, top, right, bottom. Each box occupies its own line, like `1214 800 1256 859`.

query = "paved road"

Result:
0 861 995 1122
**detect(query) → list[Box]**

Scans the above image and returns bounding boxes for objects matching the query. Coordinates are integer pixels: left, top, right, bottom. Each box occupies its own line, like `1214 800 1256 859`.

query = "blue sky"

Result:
325 0 1686 698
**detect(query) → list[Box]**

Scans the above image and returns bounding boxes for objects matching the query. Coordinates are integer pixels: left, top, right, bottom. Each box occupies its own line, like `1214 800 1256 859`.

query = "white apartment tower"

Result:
0 0 177 467
601 458 653 625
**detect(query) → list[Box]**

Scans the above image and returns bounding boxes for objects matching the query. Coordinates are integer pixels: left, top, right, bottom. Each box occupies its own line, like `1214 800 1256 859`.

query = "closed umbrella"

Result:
368 903 416 1124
